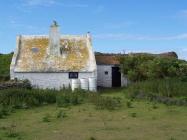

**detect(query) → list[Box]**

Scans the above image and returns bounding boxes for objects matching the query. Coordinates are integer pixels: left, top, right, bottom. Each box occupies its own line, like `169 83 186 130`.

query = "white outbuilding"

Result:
95 53 128 88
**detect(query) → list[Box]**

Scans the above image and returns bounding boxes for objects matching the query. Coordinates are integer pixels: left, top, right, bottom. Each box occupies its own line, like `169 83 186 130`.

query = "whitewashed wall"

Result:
97 65 112 87
13 72 96 90
97 65 128 87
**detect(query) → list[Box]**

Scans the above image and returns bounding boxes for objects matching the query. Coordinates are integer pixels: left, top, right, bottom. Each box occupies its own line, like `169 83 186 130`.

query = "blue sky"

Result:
0 0 187 60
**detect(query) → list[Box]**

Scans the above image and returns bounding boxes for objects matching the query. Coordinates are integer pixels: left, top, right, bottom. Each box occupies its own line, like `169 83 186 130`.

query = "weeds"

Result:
42 114 52 122
56 110 67 119
125 78 187 106
89 136 96 140
126 100 132 108
91 96 121 110
130 112 137 118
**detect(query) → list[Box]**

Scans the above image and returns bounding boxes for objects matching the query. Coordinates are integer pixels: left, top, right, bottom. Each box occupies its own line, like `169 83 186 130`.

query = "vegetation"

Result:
120 54 187 81
125 78 187 105
0 89 186 140
0 52 186 139
0 53 13 81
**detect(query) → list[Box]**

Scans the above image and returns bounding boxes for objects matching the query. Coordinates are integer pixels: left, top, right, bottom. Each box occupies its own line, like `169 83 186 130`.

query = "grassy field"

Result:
0 89 186 140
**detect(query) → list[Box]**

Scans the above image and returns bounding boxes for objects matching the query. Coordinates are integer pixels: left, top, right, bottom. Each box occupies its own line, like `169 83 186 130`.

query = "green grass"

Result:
0 53 13 81
0 89 186 140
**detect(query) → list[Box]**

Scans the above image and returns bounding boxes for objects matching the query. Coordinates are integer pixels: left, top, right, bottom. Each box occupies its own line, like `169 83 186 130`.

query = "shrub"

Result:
0 105 14 119
120 54 187 82
0 88 58 108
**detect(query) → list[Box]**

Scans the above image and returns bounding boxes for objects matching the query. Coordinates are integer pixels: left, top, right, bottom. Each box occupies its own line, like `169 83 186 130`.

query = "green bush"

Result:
120 54 187 82
0 53 13 81
0 88 58 108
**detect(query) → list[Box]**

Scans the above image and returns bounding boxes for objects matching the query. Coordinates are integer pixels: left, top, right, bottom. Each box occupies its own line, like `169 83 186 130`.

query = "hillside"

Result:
0 53 13 81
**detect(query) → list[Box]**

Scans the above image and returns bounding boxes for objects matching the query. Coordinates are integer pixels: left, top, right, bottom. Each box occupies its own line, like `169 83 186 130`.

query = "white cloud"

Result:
94 33 187 41
23 0 56 6
21 0 88 8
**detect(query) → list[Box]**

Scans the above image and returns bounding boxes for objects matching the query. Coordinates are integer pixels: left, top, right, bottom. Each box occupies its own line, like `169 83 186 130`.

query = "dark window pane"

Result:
69 72 78 79
105 71 108 75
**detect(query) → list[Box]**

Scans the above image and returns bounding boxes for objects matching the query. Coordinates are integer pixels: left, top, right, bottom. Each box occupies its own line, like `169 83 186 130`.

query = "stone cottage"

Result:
10 22 97 90
95 53 128 88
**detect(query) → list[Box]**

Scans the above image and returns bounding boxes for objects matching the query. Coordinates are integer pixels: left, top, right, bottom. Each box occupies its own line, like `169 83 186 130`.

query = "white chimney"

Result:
49 21 61 56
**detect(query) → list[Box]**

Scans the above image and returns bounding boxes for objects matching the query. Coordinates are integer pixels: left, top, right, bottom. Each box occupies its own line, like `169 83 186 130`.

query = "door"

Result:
112 67 121 87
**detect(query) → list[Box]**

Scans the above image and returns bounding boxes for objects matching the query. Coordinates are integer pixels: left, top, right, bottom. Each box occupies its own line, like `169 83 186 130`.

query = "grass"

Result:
0 89 186 140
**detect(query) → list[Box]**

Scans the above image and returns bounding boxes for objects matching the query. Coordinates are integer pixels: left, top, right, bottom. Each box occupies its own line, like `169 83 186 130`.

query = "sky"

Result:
0 0 187 60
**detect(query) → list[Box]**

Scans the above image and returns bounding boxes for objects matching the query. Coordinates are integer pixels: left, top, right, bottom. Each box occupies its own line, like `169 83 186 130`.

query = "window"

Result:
105 71 108 75
69 72 78 79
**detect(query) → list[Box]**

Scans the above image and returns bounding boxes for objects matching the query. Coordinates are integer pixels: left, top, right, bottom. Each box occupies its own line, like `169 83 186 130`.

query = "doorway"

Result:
112 67 121 87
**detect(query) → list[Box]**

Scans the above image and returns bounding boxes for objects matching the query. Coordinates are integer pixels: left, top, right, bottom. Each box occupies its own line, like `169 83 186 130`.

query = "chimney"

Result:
49 21 61 56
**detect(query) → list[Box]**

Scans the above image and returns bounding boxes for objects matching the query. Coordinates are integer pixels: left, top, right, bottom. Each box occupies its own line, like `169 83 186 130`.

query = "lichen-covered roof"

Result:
95 55 120 65
14 35 96 72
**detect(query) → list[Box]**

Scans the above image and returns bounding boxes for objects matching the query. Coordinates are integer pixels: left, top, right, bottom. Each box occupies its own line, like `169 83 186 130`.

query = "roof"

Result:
12 35 96 72
95 51 178 65
95 54 120 65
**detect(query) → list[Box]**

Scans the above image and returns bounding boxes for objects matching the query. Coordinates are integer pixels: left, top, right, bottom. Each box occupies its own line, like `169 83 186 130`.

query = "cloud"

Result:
21 0 88 8
94 33 187 41
23 0 56 6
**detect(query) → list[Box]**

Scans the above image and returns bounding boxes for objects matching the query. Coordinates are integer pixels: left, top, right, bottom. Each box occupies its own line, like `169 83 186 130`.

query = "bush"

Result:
120 54 187 82
0 53 13 82
0 88 58 108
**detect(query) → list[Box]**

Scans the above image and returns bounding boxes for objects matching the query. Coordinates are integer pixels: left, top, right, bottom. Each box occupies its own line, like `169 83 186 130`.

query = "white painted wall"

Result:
97 65 128 87
13 72 96 90
97 65 112 87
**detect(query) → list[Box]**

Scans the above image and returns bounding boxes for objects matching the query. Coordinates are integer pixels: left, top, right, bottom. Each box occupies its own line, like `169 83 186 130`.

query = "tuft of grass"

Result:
90 96 121 110
89 136 96 140
126 100 133 108
130 112 137 118
42 113 52 122
56 109 67 119
4 122 21 139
